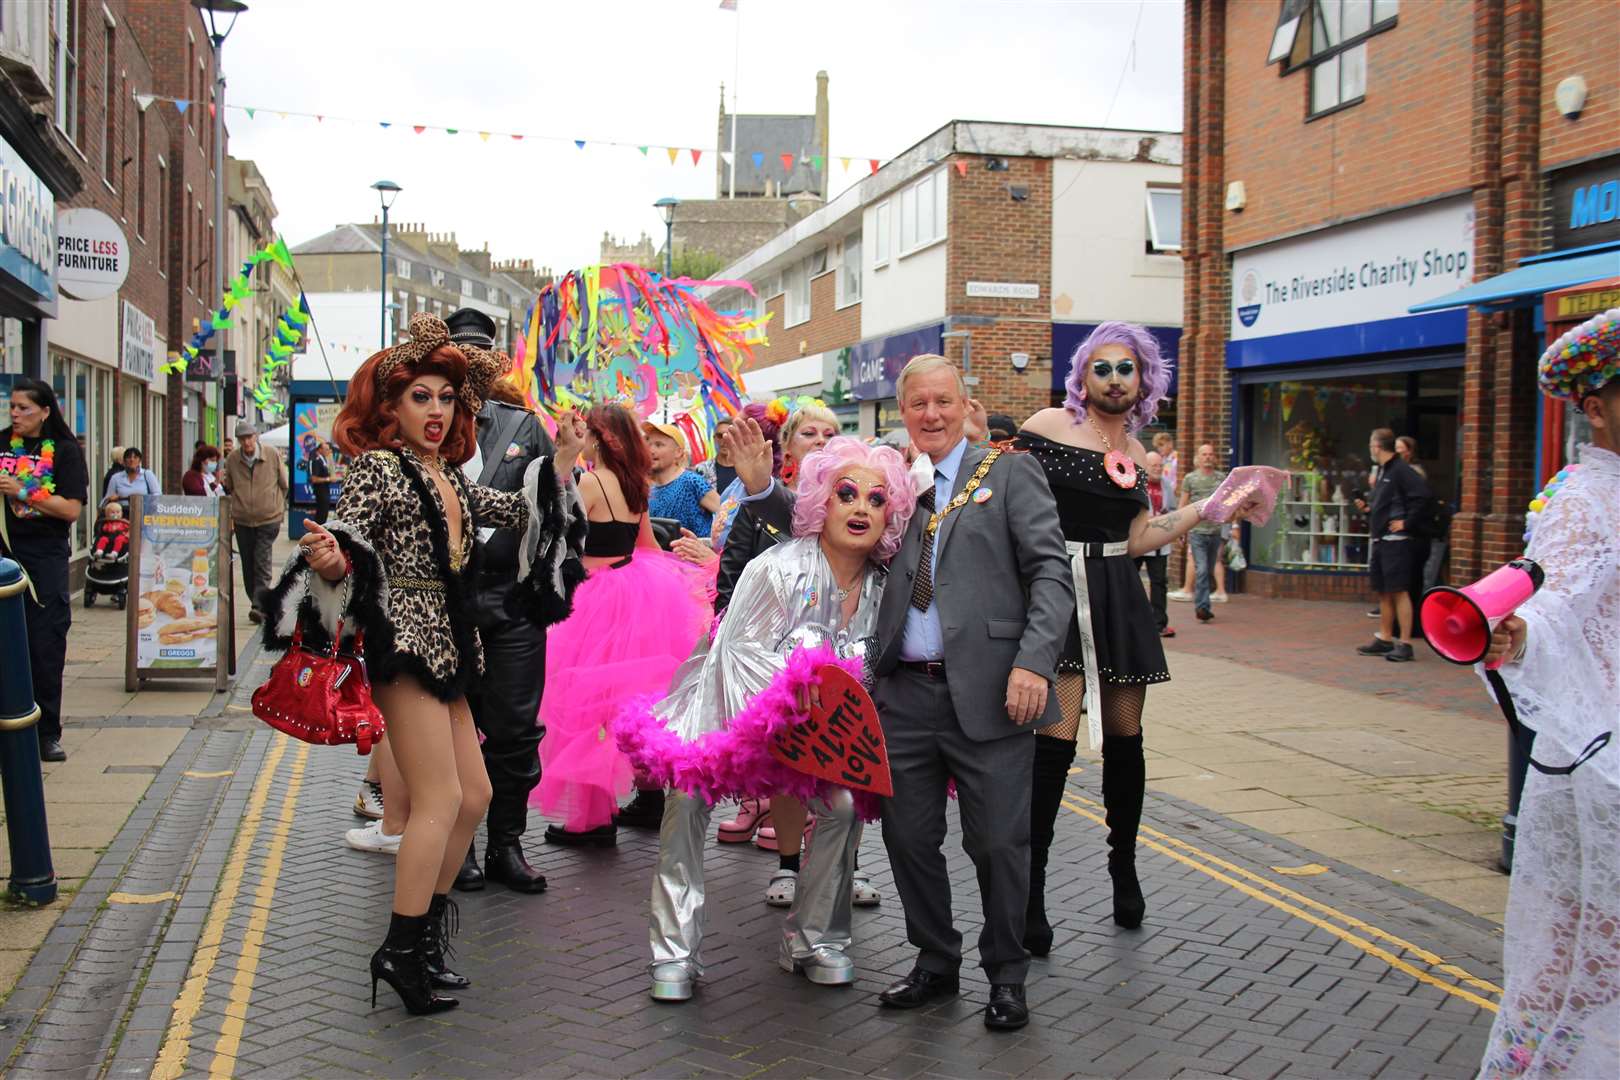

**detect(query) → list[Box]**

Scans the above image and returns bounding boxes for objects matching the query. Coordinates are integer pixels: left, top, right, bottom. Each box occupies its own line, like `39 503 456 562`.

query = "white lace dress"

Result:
1478 444 1620 1079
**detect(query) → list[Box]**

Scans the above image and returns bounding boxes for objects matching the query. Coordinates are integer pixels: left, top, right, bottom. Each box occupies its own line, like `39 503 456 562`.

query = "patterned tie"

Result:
909 481 939 612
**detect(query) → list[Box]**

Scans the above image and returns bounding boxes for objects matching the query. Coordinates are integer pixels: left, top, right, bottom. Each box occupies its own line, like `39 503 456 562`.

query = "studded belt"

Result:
389 576 445 593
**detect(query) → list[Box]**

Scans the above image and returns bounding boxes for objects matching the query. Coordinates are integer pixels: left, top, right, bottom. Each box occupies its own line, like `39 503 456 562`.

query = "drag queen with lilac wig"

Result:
614 437 916 1002
1017 322 1217 945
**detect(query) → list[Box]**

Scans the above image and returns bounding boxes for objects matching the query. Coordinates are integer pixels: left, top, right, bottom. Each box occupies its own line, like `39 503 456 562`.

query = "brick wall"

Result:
1540 0 1619 171
749 270 859 372
124 0 220 481
943 154 1058 421
1222 0 1475 251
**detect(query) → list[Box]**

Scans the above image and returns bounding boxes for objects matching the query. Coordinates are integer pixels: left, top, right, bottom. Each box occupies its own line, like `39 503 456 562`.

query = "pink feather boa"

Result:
613 643 882 820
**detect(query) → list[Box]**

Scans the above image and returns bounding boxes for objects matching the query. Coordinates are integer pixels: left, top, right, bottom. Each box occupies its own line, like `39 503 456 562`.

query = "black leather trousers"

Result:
466 576 545 846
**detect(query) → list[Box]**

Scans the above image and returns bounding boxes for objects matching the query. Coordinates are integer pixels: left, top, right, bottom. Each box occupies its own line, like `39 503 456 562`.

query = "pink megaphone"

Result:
1420 558 1544 669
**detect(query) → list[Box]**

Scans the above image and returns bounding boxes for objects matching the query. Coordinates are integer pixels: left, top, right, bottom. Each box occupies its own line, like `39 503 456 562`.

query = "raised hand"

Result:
298 519 347 581
725 416 774 495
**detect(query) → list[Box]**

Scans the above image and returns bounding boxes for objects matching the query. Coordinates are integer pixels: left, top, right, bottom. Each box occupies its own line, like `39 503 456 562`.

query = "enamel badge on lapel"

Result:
972 487 993 504
504 442 524 460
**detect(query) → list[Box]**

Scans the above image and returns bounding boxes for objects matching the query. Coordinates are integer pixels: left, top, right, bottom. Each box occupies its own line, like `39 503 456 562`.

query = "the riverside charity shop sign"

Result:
122 300 157 383
56 207 129 300
1231 197 1475 344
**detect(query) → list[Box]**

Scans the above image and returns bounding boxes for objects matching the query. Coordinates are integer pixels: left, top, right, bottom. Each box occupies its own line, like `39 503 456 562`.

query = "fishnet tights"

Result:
1036 674 1145 741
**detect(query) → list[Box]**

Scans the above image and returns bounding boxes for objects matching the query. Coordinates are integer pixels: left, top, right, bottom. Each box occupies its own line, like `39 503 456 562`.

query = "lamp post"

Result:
372 180 402 348
654 197 679 278
191 0 247 443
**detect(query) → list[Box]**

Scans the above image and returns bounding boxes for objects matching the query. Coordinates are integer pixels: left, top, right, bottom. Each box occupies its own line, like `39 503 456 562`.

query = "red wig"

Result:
585 404 652 514
333 344 477 466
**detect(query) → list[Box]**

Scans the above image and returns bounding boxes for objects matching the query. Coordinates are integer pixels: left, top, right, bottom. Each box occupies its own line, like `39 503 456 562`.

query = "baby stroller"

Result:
85 504 131 609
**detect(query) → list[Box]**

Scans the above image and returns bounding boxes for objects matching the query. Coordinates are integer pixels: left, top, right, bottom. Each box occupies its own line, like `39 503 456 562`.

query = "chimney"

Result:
814 71 830 198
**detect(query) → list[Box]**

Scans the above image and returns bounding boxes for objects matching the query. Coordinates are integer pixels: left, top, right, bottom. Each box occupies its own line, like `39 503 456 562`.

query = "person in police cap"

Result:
443 307 557 893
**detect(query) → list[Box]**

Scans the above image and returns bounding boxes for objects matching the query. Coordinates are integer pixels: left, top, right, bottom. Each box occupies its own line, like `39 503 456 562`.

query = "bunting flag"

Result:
779 152 794 173
135 94 893 172
869 159 880 174
954 160 969 176
524 264 769 462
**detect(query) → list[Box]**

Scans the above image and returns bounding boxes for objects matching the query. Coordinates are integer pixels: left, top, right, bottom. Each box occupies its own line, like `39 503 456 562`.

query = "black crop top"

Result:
583 519 639 558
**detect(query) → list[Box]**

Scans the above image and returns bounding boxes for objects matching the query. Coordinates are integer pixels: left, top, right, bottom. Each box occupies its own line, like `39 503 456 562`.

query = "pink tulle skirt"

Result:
532 550 713 830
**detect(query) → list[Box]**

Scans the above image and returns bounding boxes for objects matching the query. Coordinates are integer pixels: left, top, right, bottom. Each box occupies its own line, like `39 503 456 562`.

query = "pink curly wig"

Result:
791 436 915 563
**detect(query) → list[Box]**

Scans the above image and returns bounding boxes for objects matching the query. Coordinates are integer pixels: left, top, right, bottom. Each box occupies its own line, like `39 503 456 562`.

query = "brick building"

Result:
706 121 1183 435
1182 0 1619 597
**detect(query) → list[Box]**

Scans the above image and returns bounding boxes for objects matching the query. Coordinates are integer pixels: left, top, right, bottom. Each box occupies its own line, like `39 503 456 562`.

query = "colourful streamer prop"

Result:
526 264 769 462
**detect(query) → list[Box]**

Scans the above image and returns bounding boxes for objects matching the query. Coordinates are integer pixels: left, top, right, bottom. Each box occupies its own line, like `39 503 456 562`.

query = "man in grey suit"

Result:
871 354 1073 1031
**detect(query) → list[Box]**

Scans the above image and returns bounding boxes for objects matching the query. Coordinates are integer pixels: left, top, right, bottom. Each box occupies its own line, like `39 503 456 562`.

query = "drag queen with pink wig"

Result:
614 437 916 1002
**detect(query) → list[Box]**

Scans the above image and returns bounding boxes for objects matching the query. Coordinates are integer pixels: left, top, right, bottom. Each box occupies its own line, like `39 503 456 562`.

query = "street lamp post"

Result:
372 181 402 349
191 0 247 442
654 197 679 278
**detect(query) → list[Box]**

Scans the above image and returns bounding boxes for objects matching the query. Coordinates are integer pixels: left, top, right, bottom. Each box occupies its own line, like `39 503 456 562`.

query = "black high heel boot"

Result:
370 911 459 1014
422 894 470 990
1025 735 1077 957
1101 734 1146 929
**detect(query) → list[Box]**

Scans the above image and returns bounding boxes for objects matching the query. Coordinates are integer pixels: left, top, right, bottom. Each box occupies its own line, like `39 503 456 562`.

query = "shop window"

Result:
1145 186 1182 254
837 236 862 307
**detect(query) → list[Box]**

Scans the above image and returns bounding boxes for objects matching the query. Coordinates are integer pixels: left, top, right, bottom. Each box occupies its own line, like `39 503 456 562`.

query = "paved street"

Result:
0 591 1515 1078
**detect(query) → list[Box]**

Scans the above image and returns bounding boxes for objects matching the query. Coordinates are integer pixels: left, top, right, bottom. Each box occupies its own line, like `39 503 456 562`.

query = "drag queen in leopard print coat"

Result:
260 313 587 1015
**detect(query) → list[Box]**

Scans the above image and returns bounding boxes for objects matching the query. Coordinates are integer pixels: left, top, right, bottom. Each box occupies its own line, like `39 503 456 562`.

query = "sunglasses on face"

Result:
1091 360 1136 380
835 480 888 509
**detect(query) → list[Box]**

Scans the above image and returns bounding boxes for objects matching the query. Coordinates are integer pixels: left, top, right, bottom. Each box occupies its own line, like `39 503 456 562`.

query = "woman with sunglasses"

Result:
1015 322 1236 946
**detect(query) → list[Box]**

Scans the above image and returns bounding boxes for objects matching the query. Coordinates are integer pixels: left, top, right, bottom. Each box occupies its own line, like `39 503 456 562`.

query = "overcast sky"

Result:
225 0 1184 275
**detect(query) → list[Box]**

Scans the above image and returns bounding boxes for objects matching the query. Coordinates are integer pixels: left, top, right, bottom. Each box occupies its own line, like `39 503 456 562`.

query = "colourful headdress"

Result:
1538 307 1620 403
765 394 829 427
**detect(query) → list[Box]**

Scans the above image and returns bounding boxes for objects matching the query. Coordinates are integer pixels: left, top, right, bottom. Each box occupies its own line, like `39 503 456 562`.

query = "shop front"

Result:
1227 196 1476 596
1410 153 1620 486
848 322 942 437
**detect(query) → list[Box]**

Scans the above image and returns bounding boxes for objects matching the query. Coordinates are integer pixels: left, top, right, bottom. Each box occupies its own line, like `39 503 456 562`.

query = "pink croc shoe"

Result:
718 798 770 844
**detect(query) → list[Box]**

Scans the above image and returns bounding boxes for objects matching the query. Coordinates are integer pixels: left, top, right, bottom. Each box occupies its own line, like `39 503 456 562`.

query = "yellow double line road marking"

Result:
153 736 309 1080
1060 793 1501 1013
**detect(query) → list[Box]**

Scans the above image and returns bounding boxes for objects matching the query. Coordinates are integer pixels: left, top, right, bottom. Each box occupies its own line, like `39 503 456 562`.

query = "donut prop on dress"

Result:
1103 449 1138 489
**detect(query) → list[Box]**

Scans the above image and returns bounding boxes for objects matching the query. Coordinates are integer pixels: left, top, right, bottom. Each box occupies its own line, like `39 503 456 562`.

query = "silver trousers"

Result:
649 788 860 975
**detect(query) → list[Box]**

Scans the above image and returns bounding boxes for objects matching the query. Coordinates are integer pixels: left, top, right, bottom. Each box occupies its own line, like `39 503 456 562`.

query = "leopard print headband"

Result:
375 312 499 415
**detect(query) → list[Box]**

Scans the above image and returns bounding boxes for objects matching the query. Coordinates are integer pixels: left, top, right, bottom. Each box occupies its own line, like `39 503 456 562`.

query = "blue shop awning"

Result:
1408 242 1620 313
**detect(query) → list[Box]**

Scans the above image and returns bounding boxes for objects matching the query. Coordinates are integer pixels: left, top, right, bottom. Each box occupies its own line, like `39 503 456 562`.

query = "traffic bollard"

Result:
0 555 57 904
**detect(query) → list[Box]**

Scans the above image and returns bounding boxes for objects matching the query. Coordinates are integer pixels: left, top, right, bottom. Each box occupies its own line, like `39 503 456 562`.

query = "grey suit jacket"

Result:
874 443 1074 740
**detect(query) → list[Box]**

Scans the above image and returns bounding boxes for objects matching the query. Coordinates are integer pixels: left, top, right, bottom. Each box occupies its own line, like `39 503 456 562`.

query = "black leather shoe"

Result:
544 823 617 848
877 968 960 1009
452 845 484 892
485 842 547 893
613 788 666 829
38 738 66 763
984 984 1029 1030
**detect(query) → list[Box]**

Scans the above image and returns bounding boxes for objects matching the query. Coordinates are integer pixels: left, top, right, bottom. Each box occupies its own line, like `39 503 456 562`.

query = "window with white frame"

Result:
899 171 947 256
783 262 810 328
837 236 862 307
431 268 444 287
1145 186 1182 254
461 279 474 296
1269 0 1398 118
809 247 829 276
873 202 891 266
396 258 411 280
53 0 81 143
488 285 499 303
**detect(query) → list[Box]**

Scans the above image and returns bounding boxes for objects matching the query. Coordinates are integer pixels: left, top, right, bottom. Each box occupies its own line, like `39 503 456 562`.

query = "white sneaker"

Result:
1212 593 1229 604
765 868 798 907
851 874 881 907
1168 590 1193 603
353 780 384 820
345 820 401 855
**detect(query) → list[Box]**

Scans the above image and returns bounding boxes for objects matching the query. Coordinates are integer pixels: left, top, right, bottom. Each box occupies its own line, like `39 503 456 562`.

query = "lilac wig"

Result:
740 401 784 477
791 436 916 563
1063 321 1173 433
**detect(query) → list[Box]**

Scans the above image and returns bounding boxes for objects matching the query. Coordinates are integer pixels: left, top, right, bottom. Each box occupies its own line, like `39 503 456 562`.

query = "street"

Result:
1 586 1512 1078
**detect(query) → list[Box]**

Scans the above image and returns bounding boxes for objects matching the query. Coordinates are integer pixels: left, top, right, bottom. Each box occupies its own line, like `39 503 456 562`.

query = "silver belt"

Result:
1066 539 1129 749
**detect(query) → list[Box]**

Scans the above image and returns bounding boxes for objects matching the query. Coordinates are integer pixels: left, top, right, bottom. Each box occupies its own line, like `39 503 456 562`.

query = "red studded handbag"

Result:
251 567 385 754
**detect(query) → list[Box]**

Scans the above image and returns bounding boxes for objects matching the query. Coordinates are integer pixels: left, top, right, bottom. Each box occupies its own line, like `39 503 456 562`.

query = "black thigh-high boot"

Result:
1026 735 1077 956
1101 734 1146 929
370 912 459 1014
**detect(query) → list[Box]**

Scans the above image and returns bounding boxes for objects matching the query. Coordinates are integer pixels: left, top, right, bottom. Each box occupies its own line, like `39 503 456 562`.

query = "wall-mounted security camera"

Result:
1226 181 1247 212
1009 185 1030 202
986 158 1011 172
1555 76 1588 120
1010 352 1031 372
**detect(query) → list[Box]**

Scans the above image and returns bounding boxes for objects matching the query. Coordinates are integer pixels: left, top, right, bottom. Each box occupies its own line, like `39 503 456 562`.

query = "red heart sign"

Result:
771 665 893 797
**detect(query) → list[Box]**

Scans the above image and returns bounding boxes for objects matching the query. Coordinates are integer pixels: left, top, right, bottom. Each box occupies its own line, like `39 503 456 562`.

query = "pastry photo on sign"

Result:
157 616 217 645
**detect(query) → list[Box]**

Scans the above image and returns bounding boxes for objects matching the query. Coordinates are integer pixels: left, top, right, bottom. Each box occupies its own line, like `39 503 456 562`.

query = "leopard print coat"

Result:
262 448 586 702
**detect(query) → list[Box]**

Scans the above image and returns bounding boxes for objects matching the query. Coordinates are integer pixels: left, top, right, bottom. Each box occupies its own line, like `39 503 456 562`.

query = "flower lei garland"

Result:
612 642 882 821
4 436 56 518
1523 463 1579 543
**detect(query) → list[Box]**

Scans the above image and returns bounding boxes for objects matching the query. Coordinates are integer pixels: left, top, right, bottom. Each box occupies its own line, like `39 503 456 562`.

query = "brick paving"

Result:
7 724 1504 1079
